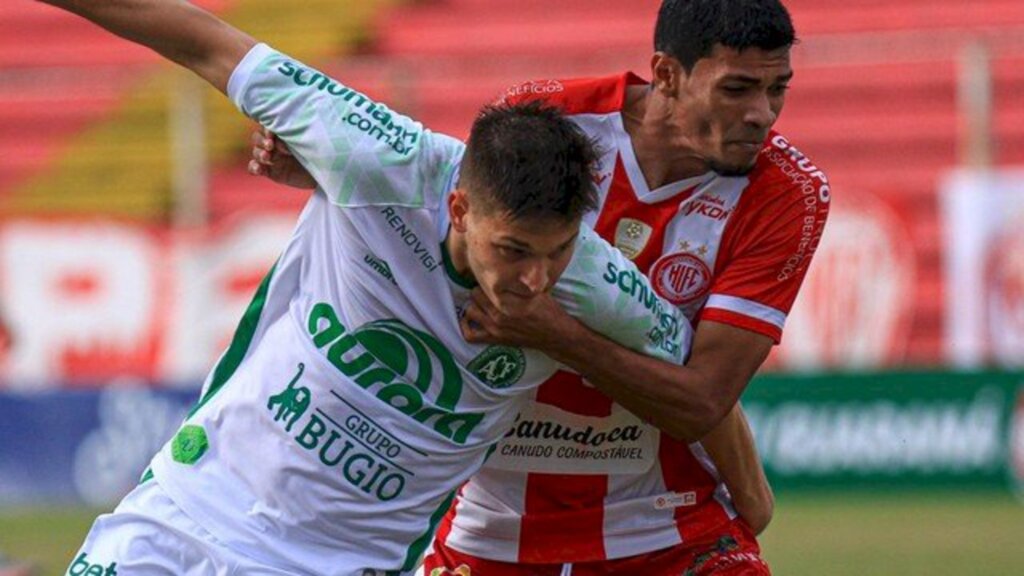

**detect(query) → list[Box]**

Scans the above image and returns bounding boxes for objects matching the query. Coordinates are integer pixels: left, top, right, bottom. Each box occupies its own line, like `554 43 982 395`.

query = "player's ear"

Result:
651 52 683 95
449 188 470 233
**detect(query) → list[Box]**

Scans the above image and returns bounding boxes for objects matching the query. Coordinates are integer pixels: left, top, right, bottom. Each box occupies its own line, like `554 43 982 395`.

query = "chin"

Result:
708 157 757 177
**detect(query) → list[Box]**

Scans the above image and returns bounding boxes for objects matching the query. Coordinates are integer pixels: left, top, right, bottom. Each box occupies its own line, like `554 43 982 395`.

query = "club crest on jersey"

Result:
614 218 653 260
468 346 525 389
651 251 712 305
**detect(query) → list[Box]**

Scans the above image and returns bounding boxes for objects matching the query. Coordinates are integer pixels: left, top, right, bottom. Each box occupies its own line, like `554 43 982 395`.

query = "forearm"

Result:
38 0 254 92
544 320 728 442
541 317 772 442
701 404 774 534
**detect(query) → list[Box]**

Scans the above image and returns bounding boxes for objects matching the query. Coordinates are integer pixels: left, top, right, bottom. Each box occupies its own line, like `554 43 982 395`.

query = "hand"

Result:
247 126 317 189
460 288 576 351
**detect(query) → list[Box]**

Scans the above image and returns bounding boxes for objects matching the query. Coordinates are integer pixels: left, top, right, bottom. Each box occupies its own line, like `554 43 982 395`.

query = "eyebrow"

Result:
498 232 579 253
721 71 794 84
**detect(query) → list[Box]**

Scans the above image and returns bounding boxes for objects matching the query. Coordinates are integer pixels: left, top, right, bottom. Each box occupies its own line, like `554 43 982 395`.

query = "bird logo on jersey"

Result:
650 251 712 305
614 218 653 260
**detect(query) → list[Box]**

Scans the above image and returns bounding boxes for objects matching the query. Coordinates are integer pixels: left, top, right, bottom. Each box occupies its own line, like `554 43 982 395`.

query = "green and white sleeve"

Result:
227 43 463 209
555 226 692 365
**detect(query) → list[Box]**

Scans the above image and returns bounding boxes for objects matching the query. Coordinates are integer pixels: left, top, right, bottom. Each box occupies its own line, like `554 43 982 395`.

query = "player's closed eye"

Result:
496 245 528 259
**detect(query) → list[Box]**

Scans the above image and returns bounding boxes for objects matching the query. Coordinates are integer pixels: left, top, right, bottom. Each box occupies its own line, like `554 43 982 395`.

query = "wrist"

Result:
540 316 592 364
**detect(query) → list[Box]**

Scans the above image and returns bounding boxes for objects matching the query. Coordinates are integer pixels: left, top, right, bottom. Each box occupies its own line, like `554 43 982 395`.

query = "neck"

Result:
623 85 709 189
445 226 474 279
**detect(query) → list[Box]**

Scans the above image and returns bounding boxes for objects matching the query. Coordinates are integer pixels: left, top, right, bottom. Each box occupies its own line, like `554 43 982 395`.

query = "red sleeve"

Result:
699 134 832 343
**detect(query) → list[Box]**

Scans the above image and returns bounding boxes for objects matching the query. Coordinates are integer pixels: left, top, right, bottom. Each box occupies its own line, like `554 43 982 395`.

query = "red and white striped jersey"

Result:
436 73 831 563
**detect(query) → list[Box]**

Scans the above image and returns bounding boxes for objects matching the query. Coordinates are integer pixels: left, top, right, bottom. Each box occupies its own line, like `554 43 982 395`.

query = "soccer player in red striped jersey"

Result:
252 1 828 573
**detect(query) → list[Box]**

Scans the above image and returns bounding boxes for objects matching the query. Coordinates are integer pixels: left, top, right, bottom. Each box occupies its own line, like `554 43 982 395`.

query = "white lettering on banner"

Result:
485 402 657 475
0 218 294 386
0 223 160 386
161 217 293 382
774 196 914 369
941 171 1024 368
746 389 1005 475
984 216 1024 365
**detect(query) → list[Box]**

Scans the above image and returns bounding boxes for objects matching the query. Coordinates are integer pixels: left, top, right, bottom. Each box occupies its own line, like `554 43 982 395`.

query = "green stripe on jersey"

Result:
188 263 277 419
402 489 457 572
439 235 476 289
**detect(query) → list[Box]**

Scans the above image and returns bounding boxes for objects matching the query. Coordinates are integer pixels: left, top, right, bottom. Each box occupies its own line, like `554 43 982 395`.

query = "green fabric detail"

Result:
188 263 276 419
402 489 457 572
171 425 209 465
139 468 154 484
440 230 476 289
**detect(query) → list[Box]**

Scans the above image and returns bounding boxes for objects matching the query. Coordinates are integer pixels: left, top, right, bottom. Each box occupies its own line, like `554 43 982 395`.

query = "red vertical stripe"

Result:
520 159 699 562
519 370 611 562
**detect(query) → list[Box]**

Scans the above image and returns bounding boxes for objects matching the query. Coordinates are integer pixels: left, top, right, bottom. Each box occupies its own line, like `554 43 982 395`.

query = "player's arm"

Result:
465 295 767 441
39 0 255 94
567 318 772 441
464 189 827 441
700 403 774 534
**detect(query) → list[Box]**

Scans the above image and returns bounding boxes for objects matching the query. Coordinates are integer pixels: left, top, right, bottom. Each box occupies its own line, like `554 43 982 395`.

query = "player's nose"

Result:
745 92 777 130
519 262 549 295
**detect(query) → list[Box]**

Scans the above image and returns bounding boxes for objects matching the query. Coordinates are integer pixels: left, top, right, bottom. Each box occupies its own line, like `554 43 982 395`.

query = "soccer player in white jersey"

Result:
251 0 829 573
38 2 774 575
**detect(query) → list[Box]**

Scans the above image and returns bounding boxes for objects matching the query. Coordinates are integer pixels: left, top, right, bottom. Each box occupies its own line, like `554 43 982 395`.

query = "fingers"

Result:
469 288 502 322
460 308 491 343
247 158 266 176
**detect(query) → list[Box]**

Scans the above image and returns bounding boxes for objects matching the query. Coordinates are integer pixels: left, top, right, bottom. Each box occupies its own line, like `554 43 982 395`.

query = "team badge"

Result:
468 346 525 389
614 218 653 260
651 251 712 305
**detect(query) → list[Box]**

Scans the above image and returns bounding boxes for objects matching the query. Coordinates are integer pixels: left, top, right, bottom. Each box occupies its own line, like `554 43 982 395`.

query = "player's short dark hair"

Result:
460 101 599 223
655 0 796 73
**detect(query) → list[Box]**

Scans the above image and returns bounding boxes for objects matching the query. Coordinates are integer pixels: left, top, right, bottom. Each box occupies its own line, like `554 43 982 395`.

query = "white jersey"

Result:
147 45 691 576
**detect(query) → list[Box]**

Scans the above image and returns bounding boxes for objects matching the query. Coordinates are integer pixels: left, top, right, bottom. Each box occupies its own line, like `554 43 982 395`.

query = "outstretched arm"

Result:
38 0 256 93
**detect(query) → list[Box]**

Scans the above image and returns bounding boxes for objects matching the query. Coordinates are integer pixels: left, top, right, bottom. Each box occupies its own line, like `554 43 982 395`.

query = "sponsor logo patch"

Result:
171 425 209 465
67 552 117 576
308 303 483 444
654 491 697 510
651 252 712 305
614 218 653 260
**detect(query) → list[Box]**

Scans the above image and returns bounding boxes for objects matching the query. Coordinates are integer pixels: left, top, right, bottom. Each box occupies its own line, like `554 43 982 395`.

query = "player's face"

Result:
668 44 792 175
461 203 580 314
